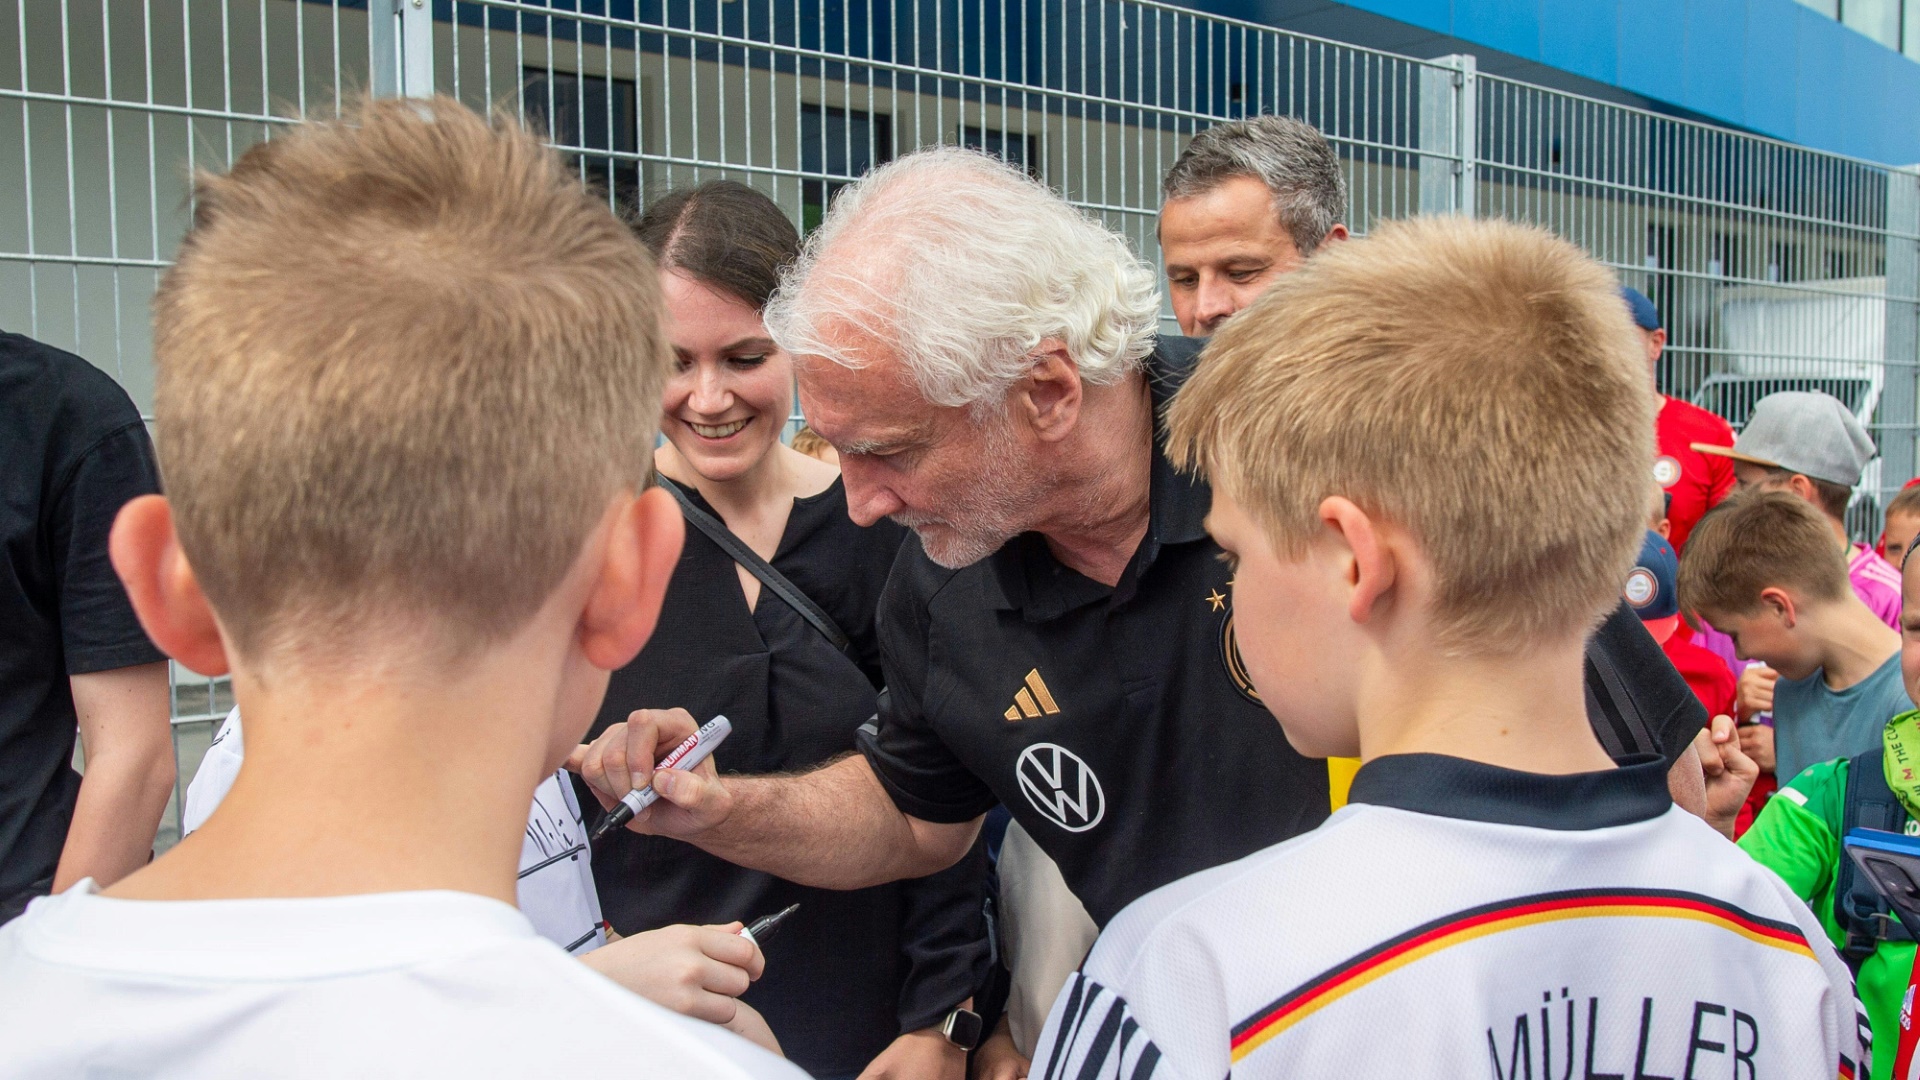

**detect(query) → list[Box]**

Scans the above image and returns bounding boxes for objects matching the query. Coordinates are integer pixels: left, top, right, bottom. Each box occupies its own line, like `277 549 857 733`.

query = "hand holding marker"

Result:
590 715 733 842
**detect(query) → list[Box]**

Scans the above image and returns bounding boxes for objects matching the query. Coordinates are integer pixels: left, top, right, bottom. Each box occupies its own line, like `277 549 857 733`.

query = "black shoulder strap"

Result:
1838 747 1914 965
1583 638 1655 759
659 477 852 654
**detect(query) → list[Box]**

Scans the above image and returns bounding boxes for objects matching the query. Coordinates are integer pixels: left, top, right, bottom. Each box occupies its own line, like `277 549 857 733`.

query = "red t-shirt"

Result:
1655 396 1735 552
1661 624 1736 720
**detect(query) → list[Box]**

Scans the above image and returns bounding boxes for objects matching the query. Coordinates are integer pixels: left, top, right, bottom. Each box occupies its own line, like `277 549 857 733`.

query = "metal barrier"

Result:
3 0 1918 840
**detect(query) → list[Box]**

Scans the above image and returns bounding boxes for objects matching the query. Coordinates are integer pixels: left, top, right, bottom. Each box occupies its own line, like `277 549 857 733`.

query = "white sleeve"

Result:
181 708 245 836
1031 972 1169 1080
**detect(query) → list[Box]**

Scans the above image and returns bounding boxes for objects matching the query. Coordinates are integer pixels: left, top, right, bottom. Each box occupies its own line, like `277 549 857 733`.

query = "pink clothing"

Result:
1850 543 1904 628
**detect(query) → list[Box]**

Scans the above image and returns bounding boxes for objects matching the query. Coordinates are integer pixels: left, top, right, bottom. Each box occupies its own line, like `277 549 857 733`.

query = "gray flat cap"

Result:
1692 390 1875 487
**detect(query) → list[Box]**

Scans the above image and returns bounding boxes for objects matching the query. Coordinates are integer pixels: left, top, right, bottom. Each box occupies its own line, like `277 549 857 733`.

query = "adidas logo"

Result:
1003 669 1061 721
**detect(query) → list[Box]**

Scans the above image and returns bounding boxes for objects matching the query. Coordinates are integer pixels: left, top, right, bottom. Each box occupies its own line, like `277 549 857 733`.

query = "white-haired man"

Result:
573 150 1747 1034
576 146 1335 937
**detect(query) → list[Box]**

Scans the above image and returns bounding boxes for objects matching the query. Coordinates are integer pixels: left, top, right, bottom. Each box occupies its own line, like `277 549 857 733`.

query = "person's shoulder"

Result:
1770 756 1850 824
1659 396 1734 442
1083 808 1375 987
0 332 144 433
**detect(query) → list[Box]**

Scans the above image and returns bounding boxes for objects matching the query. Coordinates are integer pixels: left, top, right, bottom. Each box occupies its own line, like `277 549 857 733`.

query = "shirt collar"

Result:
1346 752 1673 830
984 338 1212 617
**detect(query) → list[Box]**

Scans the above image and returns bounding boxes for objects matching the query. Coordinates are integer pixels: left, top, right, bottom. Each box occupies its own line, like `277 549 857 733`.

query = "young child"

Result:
1885 483 1920 568
1738 529 1920 1080
1679 489 1912 793
1030 217 1865 1076
0 99 801 1078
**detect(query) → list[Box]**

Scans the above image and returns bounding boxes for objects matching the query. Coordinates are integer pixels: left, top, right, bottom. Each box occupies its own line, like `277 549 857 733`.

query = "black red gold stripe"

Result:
1229 888 1815 1062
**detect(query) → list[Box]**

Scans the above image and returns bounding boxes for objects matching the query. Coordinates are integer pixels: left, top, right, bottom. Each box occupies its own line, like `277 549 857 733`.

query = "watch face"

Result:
945 1008 984 1050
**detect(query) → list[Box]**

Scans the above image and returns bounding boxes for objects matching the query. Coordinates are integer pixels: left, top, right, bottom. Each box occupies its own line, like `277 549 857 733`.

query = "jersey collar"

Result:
984 338 1212 618
1347 752 1673 830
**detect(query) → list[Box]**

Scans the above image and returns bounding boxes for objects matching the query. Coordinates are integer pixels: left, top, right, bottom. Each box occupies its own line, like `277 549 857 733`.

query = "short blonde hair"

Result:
1677 489 1850 617
153 97 667 664
1166 216 1653 655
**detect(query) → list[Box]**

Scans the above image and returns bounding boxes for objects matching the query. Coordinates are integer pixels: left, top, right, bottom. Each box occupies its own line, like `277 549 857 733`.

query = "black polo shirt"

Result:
859 338 1707 929
859 339 1332 927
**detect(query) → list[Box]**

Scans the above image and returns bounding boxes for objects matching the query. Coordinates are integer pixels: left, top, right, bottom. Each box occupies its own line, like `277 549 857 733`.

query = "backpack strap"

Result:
1583 639 1655 759
1838 746 1916 968
659 477 852 654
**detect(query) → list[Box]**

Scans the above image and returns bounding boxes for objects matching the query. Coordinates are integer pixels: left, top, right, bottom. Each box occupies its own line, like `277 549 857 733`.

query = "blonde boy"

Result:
0 99 800 1078
1031 218 1863 1078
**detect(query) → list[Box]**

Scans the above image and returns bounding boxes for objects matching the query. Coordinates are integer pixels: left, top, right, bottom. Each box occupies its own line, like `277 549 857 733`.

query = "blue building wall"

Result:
1203 0 1920 165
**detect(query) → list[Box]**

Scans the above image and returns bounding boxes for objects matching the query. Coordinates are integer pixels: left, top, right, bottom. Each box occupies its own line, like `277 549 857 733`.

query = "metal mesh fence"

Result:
3 0 1917 845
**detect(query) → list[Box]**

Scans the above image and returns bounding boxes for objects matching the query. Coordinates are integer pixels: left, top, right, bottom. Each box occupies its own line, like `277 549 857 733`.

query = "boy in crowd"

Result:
1886 484 1920 567
1738 535 1920 1080
1680 489 1911 796
1031 217 1864 1076
0 98 801 1078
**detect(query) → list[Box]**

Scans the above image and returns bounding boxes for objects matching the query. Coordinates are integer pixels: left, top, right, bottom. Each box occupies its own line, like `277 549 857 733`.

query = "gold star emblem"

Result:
1206 589 1227 612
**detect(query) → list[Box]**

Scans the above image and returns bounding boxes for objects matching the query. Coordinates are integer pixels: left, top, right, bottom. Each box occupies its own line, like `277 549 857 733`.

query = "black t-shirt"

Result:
0 333 165 921
859 338 1707 929
584 479 990 1076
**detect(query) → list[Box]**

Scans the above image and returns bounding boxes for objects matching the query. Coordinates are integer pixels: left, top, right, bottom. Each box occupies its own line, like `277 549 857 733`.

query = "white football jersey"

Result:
1034 754 1869 1080
184 708 606 955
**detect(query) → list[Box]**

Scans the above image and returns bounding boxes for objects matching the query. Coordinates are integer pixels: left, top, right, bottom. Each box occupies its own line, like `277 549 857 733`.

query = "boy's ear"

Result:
1757 586 1798 626
1317 496 1396 625
579 486 685 671
109 495 229 676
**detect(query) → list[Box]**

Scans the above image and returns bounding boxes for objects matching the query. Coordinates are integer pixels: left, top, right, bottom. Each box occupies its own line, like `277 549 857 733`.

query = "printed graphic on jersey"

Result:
1039 974 1162 1080
1653 455 1682 488
1219 611 1261 704
1229 887 1815 1062
1017 742 1106 832
1003 669 1062 721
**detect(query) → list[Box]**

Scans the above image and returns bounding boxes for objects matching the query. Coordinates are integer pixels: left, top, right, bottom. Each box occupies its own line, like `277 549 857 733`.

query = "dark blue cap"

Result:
1624 530 1678 621
1620 286 1661 331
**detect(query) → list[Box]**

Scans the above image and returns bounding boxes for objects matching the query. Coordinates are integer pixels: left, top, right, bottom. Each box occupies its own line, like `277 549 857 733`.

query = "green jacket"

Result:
1740 754 1914 1080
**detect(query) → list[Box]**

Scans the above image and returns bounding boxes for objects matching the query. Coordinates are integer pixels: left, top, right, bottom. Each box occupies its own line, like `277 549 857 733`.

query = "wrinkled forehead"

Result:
793 342 935 447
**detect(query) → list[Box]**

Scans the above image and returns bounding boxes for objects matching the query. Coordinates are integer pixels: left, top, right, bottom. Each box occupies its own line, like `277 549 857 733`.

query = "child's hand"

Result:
1735 665 1777 720
1736 722 1776 773
578 922 764 1023
1695 715 1758 839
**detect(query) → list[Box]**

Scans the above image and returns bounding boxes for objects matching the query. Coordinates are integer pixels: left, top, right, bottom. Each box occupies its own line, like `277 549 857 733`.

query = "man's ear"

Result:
1758 586 1798 627
1320 223 1351 246
1318 496 1396 625
1009 339 1083 443
579 486 685 671
109 495 229 676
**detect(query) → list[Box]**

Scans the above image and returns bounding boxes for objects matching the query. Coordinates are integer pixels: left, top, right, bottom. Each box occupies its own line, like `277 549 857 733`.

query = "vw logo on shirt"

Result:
1016 742 1106 833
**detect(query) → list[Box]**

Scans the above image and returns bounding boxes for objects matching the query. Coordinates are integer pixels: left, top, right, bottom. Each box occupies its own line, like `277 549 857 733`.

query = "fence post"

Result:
368 0 399 97
369 0 435 99
1418 54 1476 216
1886 166 1920 494
400 0 436 99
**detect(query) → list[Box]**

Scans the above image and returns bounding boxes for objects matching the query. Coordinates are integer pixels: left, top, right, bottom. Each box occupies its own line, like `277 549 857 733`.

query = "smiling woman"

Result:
589 181 993 1078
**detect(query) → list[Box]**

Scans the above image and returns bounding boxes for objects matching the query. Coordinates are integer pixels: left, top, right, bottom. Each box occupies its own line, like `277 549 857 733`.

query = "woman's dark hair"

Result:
629 181 800 313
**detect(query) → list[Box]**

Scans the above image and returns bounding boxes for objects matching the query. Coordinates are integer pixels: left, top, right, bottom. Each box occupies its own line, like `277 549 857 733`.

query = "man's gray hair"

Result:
1162 115 1348 255
765 147 1160 409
